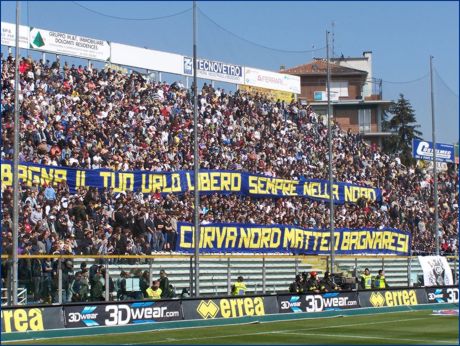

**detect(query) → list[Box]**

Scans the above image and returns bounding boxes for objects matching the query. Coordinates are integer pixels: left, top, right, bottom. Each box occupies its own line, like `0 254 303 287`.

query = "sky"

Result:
1 1 458 144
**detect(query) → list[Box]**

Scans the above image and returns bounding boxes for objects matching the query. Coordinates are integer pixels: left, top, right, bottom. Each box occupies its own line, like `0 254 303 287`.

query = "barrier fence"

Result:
1 286 458 333
1 254 458 308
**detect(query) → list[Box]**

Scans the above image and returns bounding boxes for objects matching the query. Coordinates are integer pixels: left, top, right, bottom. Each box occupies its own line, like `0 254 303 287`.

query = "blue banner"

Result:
412 139 455 163
176 223 411 255
0 161 381 204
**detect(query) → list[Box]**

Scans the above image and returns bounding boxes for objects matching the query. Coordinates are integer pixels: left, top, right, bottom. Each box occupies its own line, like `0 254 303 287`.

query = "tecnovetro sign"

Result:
184 57 244 84
412 139 454 163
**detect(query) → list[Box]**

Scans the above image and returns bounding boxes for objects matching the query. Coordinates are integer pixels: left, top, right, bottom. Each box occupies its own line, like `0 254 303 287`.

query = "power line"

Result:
71 1 191 21
434 68 459 98
381 73 429 84
198 7 325 54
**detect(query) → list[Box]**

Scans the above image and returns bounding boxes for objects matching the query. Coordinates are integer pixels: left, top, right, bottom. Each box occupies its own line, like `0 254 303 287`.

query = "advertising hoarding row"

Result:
1 21 300 93
2 287 457 333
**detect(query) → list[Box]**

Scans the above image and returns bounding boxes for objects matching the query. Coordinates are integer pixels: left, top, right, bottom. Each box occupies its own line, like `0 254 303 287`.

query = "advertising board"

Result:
239 84 295 103
1 22 29 49
359 288 428 308
412 139 455 163
29 27 110 61
426 287 459 304
1 306 64 333
244 67 301 94
182 296 278 320
111 43 183 75
183 57 244 84
277 292 359 313
63 301 182 328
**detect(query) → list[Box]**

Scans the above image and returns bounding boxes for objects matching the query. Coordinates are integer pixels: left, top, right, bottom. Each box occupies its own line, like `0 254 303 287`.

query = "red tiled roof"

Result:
281 60 367 76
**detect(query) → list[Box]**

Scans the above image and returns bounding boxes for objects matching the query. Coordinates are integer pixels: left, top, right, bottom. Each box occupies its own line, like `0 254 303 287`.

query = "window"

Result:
359 109 372 133
329 81 349 97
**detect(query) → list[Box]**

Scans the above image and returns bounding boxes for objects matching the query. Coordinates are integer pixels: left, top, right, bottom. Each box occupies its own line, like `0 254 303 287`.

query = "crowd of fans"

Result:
1 54 458 269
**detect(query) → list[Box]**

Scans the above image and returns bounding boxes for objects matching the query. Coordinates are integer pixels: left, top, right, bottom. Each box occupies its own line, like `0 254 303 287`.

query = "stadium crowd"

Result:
1 54 458 265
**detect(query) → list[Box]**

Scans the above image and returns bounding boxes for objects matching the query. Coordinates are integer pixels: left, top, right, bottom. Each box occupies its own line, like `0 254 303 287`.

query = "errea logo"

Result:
197 300 220 319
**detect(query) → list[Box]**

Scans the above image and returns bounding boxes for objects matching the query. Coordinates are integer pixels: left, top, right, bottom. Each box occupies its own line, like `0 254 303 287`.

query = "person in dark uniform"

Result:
305 271 321 293
320 271 340 292
289 274 304 293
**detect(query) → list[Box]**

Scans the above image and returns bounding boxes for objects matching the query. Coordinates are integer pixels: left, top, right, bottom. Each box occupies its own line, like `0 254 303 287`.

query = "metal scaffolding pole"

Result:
12 0 21 306
192 0 201 297
326 30 335 272
430 56 439 256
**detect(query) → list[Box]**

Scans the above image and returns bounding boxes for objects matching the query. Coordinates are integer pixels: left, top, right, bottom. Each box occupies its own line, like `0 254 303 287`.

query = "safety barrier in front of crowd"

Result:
1 286 458 335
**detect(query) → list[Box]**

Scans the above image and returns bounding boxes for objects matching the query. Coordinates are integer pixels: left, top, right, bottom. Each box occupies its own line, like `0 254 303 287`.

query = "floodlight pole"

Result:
326 30 335 272
192 0 201 297
12 0 21 306
430 56 439 256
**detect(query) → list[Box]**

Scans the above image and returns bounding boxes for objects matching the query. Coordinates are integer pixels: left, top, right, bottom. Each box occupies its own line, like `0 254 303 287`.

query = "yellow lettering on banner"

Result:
18 165 27 185
320 235 329 252
239 227 251 248
100 171 111 187
28 166 41 185
349 231 359 251
216 227 226 248
260 228 271 249
344 186 377 203
1 164 13 186
180 226 193 248
283 228 295 248
225 227 238 248
199 227 212 249
270 228 281 248
200 173 210 191
248 176 258 194
333 233 341 251
76 171 86 187
332 184 339 201
295 228 304 249
341 232 351 251
398 233 408 253
186 172 194 191
171 173 181 192
250 228 262 248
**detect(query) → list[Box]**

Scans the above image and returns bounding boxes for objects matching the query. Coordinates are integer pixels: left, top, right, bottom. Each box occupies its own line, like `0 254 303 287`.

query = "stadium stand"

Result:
1 55 458 302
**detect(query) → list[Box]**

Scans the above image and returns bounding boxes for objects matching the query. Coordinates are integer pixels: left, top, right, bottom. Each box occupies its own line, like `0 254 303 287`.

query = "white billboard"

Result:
29 27 110 61
183 56 245 84
111 43 183 75
1 22 29 49
244 67 301 94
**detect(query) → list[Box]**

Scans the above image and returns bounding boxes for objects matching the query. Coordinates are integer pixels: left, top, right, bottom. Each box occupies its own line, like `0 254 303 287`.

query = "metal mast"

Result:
430 56 439 256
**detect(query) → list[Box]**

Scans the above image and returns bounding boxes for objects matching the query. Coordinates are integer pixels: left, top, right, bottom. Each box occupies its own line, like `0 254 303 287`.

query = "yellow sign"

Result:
1 308 44 333
369 290 418 307
369 292 385 307
196 297 266 319
197 300 220 319
239 85 295 103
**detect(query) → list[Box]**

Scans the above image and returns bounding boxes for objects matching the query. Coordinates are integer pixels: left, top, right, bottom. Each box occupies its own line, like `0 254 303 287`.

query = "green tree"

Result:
382 94 423 165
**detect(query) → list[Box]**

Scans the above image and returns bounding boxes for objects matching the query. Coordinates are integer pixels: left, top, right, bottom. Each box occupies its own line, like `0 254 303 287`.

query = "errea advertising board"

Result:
412 139 454 163
29 27 110 61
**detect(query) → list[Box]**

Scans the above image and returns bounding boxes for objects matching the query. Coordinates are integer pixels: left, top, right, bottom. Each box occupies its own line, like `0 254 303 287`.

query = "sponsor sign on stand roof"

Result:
1 22 29 48
184 57 245 85
28 27 110 61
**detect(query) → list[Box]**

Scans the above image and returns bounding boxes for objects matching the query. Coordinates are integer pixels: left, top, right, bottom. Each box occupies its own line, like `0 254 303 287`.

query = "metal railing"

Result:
1 254 457 307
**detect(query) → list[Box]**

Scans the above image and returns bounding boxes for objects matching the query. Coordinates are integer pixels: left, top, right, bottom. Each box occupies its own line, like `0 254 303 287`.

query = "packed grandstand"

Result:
1 54 458 262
